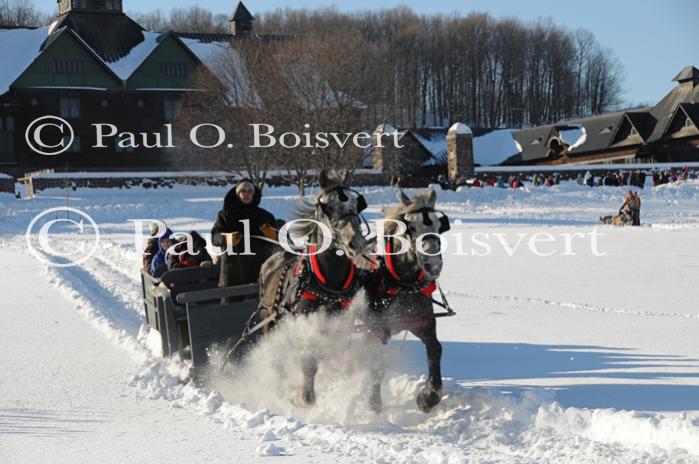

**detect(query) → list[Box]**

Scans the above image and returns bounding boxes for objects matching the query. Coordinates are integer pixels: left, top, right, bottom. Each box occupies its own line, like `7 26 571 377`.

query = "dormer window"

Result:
685 117 693 128
630 127 638 136
531 137 542 145
600 125 613 134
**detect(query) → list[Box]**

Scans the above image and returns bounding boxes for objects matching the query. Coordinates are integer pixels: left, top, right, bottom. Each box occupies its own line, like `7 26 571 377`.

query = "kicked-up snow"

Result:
1 179 698 463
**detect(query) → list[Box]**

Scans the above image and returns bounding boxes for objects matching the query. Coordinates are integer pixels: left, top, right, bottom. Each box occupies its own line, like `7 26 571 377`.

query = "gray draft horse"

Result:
362 187 449 413
257 170 370 406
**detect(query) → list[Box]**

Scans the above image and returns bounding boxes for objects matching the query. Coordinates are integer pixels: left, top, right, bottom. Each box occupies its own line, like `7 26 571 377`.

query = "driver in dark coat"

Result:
211 179 278 288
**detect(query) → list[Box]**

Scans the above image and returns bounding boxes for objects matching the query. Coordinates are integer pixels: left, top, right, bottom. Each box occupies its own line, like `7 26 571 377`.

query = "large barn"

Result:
0 0 258 176
509 66 699 166
371 66 699 176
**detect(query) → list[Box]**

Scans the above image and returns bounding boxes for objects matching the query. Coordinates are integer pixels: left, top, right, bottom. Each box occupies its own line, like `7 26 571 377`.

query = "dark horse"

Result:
257 170 370 406
362 187 449 413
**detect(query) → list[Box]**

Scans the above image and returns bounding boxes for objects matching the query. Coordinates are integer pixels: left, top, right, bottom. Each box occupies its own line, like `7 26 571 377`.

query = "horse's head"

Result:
385 186 449 281
310 169 369 258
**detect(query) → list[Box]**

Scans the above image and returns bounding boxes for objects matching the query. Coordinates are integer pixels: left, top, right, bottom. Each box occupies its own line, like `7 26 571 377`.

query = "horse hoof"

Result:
296 389 316 407
416 386 442 413
369 391 382 414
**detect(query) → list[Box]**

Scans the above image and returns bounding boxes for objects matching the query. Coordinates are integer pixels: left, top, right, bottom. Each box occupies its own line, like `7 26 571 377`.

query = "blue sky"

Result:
36 0 697 106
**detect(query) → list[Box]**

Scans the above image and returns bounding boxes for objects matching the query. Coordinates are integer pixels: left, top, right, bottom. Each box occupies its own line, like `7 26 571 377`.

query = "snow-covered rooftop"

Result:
414 127 521 167
559 126 587 151
413 130 448 166
107 32 162 80
0 27 49 96
179 37 259 106
474 129 521 166
0 173 13 179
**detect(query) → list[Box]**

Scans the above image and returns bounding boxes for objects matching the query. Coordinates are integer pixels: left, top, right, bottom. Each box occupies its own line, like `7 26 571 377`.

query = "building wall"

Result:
0 88 187 174
126 36 199 90
13 32 121 90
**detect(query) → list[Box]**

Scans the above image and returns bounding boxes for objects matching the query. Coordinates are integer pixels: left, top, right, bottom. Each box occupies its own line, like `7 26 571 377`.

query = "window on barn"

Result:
62 136 81 153
163 96 176 121
158 63 190 78
685 117 693 128
60 96 81 119
52 60 85 75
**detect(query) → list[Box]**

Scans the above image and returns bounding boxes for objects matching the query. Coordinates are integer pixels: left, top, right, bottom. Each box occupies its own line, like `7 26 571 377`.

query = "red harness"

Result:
298 244 356 309
377 241 437 297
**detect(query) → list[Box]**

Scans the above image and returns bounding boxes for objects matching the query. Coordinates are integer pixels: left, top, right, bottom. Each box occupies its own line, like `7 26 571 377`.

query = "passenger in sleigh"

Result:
211 179 279 291
166 231 213 271
149 227 174 277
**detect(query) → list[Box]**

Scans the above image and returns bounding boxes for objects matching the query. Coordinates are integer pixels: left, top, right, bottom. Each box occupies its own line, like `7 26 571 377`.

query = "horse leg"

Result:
411 323 443 413
359 332 386 413
298 354 318 407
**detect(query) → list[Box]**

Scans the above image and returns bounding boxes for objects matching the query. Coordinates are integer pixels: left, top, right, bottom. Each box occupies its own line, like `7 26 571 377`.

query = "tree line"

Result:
255 8 624 128
3 2 624 129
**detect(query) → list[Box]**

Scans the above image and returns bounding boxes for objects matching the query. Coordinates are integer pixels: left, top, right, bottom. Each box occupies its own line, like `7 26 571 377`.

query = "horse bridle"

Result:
402 207 451 235
311 186 369 252
317 185 367 218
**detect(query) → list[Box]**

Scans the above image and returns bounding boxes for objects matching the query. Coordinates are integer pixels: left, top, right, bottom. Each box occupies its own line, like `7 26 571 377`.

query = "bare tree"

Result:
130 6 227 34
0 0 48 27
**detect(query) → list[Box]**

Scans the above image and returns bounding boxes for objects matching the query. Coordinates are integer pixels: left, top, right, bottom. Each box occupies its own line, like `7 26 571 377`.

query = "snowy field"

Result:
1 180 698 464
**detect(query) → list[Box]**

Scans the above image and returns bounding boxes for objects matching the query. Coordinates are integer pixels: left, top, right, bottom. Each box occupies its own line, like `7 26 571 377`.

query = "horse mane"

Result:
382 189 436 235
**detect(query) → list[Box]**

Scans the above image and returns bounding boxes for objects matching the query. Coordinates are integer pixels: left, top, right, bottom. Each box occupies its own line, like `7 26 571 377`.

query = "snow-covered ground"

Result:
1 180 698 463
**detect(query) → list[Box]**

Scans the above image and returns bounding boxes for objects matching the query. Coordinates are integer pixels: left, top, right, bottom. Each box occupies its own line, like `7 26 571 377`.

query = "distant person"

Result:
620 190 641 226
632 191 641 226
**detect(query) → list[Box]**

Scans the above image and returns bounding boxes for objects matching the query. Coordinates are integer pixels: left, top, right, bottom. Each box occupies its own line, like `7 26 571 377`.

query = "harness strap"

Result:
308 244 326 285
384 240 426 283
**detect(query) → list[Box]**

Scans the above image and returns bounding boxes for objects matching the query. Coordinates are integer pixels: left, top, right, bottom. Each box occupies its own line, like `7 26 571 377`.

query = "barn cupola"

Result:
672 66 699 88
57 0 124 15
229 1 255 36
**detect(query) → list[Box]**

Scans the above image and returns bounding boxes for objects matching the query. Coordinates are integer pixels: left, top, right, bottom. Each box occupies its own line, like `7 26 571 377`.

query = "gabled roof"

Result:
118 32 203 82
608 109 655 146
660 102 699 138
673 66 699 83
52 11 145 62
0 25 125 94
681 102 699 127
513 112 628 162
512 125 557 161
409 128 448 166
647 66 699 142
230 2 255 22
623 111 656 141
107 31 163 80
